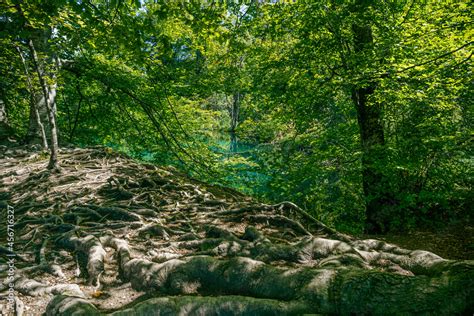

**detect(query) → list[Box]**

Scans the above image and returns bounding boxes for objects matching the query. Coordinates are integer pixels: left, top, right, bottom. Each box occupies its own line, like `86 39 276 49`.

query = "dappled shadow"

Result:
0 146 472 315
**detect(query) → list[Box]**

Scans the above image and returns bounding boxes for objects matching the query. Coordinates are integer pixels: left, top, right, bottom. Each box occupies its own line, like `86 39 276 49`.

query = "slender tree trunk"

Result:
0 97 11 141
16 46 48 149
25 94 49 146
0 98 6 126
27 39 59 170
351 19 390 233
68 84 83 143
229 92 241 152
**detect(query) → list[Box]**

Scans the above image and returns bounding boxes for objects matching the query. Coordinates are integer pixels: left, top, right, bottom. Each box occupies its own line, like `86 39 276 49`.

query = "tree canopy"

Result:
0 1 473 315
1 0 472 233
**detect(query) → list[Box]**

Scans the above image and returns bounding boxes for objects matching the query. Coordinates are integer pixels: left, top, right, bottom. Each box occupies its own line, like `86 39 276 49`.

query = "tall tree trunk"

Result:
229 92 241 152
0 97 11 141
351 18 390 233
16 46 48 149
25 94 49 146
0 98 6 126
27 38 59 170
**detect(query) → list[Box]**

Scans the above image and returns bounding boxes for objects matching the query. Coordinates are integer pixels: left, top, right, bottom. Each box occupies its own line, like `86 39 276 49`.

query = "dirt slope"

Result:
0 146 473 315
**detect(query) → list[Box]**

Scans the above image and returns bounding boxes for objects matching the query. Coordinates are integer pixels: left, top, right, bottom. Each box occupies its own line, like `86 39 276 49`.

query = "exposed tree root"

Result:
45 296 100 315
46 295 310 315
1 276 83 297
75 236 105 286
0 146 472 315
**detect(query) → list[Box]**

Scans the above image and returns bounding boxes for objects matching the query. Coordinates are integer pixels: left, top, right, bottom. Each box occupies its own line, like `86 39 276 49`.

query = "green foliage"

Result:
1 0 471 233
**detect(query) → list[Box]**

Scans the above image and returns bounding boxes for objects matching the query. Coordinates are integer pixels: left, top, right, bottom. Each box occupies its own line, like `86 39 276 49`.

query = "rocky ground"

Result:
0 146 473 315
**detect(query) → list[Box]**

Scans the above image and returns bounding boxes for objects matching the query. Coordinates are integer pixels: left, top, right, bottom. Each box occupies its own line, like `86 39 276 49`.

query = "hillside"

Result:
1 146 473 315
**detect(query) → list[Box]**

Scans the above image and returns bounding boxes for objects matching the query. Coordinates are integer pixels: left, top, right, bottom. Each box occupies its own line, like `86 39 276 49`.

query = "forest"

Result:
0 0 473 315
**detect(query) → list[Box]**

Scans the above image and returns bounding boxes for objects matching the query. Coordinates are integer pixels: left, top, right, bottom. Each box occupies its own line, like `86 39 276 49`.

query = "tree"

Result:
16 44 48 149
241 0 472 232
0 97 10 140
349 0 389 233
27 37 59 169
0 0 470 233
14 2 60 169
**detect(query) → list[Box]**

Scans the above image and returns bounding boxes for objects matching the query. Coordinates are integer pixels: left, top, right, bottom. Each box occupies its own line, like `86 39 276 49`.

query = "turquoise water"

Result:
211 136 258 156
209 134 272 196
105 133 272 196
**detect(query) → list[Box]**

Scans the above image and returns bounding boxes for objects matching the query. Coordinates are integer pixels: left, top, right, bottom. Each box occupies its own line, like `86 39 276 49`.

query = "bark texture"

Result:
351 2 391 233
27 38 59 170
16 45 49 148
228 92 242 153
0 98 11 141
